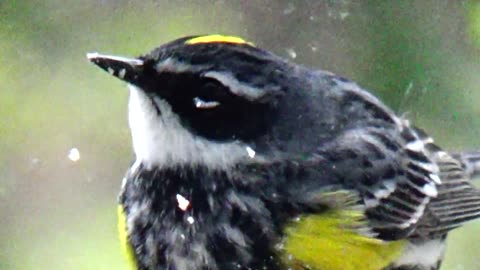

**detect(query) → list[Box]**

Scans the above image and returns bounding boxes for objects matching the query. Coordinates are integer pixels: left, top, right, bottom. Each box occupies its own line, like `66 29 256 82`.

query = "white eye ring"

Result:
193 97 221 109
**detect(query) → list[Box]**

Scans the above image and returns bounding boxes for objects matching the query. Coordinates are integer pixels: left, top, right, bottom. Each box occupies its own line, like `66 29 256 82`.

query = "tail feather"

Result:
452 151 480 179
414 149 480 237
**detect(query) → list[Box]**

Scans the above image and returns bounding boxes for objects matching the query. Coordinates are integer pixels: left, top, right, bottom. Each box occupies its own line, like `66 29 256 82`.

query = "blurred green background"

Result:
1 1 480 269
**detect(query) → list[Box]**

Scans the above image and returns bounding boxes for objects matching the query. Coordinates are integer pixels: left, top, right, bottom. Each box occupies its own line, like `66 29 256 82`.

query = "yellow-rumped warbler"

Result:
87 35 480 270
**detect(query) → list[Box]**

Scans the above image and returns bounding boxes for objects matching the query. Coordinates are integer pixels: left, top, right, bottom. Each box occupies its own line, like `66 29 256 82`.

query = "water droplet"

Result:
68 148 80 162
286 48 297 59
176 194 190 211
246 146 256 158
31 157 41 166
283 3 296 15
339 11 350 20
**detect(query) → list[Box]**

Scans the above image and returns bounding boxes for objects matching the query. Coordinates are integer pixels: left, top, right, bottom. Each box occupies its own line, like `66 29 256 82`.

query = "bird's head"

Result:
88 35 298 170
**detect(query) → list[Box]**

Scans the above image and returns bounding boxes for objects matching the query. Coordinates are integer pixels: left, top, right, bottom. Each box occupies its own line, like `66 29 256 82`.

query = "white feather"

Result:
422 182 438 197
203 71 267 100
406 140 424 152
429 173 442 184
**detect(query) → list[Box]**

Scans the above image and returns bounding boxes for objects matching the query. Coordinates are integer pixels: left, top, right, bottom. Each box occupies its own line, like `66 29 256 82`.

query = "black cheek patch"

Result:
140 70 278 142
179 101 276 142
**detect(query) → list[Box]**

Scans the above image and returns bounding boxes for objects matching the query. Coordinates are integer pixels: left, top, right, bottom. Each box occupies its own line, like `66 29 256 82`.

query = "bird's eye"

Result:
193 97 221 109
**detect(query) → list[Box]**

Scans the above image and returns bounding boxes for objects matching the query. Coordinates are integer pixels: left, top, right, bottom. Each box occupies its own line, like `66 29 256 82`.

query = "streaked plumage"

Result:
88 35 480 270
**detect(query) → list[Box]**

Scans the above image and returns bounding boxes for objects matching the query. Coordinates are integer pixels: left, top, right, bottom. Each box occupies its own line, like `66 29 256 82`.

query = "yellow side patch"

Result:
185 35 254 46
118 205 137 270
282 210 406 270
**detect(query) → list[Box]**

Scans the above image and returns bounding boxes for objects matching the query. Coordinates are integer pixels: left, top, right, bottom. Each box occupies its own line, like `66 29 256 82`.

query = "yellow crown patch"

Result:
185 35 254 46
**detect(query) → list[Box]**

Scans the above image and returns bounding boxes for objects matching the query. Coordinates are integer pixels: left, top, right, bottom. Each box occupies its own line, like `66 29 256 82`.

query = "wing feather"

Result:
316 121 440 239
315 80 480 241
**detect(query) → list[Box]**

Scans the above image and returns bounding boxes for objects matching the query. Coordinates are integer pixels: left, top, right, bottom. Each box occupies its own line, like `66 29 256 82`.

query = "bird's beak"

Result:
87 52 144 84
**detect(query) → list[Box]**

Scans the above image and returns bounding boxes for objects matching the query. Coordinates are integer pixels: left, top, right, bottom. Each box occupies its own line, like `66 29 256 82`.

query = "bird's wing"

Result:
316 121 480 240
306 77 480 240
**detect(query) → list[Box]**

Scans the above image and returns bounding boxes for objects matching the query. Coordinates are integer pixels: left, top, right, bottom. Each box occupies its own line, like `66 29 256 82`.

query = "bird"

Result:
87 34 480 270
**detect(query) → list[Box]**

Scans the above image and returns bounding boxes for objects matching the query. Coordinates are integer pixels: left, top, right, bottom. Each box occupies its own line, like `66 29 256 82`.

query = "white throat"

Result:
127 85 256 170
